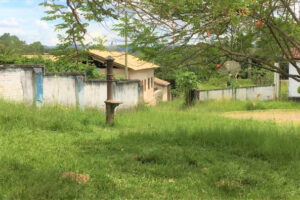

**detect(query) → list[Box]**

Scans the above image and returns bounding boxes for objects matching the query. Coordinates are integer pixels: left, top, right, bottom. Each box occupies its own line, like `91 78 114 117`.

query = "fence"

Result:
0 65 143 110
195 85 276 101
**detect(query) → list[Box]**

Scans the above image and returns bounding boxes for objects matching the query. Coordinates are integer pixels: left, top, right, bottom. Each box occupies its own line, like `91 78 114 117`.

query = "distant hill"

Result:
43 45 132 52
44 45 57 49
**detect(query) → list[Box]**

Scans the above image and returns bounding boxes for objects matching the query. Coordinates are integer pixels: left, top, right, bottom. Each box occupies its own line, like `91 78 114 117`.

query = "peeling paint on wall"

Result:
35 74 44 106
0 66 141 110
0 68 34 102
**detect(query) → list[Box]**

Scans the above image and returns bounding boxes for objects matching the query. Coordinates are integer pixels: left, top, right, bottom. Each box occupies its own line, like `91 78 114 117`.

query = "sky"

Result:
0 0 122 46
0 0 299 47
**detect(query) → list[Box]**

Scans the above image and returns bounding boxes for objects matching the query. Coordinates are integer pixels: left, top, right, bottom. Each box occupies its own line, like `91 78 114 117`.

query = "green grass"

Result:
199 78 255 90
1 99 300 199
280 80 289 100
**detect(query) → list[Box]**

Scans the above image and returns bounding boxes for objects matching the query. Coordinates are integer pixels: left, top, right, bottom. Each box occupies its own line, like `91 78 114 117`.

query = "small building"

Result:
89 49 170 104
288 48 300 100
154 77 171 102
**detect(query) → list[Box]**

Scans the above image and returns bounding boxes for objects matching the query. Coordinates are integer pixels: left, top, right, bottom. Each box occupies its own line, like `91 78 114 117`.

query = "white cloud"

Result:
85 20 124 46
35 20 49 30
0 18 20 28
0 2 125 46
0 19 57 46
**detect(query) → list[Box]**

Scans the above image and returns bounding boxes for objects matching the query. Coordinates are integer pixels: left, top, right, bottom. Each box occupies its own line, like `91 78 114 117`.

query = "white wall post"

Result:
274 63 281 99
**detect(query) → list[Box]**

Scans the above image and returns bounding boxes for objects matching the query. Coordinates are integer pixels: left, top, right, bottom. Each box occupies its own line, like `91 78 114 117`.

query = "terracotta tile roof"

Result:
88 49 160 71
154 77 170 86
291 48 300 59
23 54 57 61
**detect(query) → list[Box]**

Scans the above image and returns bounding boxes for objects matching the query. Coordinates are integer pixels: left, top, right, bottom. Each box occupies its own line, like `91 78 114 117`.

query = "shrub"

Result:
176 71 198 106
297 86 300 94
250 67 273 86
0 55 100 79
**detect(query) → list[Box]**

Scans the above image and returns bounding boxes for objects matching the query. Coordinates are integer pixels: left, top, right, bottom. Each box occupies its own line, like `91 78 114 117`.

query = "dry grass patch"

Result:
224 109 300 124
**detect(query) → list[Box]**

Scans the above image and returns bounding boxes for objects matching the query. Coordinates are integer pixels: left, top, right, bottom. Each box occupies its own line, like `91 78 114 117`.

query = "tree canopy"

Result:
41 0 300 80
0 33 46 55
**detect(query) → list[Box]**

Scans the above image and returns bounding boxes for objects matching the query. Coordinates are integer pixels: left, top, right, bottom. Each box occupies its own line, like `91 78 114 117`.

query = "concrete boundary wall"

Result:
195 85 275 101
0 65 142 110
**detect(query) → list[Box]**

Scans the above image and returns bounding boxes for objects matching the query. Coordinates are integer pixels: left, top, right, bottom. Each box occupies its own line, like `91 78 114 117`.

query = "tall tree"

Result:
123 0 300 79
0 33 46 55
41 0 122 64
0 33 27 54
41 0 300 80
27 42 45 54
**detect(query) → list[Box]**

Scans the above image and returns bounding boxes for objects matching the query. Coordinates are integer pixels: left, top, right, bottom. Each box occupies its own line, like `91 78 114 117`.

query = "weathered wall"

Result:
84 81 107 109
288 62 300 98
44 75 77 106
196 85 275 101
0 66 142 110
114 81 140 109
0 67 35 103
83 80 140 110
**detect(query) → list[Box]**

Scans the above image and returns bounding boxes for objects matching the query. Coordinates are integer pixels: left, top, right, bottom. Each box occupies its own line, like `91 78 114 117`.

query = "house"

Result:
288 48 300 100
89 49 170 104
154 77 171 102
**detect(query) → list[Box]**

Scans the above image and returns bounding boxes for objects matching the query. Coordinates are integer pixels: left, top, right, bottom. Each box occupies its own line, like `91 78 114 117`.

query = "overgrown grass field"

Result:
1 99 300 199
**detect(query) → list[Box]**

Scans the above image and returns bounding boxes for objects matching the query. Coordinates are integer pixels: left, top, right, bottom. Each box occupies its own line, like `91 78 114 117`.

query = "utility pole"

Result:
124 0 129 80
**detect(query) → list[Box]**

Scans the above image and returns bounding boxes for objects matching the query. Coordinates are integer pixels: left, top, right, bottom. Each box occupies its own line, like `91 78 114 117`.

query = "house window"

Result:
144 80 146 91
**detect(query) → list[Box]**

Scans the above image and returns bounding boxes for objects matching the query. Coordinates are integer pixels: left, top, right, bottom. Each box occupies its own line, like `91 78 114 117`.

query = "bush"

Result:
0 55 100 79
250 67 273 86
297 86 300 94
176 71 198 106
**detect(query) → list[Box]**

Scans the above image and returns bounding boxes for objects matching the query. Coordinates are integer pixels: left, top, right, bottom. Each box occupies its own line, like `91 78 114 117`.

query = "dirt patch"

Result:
61 172 90 184
223 109 300 124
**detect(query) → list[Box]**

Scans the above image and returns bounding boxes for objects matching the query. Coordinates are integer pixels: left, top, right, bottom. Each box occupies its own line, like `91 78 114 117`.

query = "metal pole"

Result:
106 56 114 101
124 0 129 79
105 56 122 125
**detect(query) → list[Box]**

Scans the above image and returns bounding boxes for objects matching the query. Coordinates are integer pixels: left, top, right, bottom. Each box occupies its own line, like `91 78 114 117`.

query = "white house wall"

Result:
288 62 300 98
130 69 155 104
